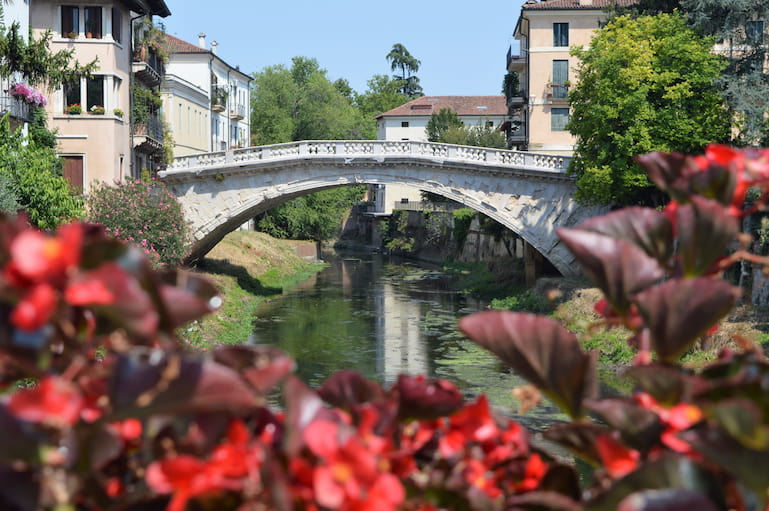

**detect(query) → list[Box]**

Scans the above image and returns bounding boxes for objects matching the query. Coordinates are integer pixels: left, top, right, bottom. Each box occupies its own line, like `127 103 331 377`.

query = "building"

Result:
375 95 507 142
161 33 252 156
31 0 171 191
505 0 636 154
372 96 507 213
0 0 33 133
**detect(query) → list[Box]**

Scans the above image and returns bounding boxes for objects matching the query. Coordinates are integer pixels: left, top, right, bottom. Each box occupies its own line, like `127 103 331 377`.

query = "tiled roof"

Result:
375 96 507 119
523 0 637 9
163 34 207 54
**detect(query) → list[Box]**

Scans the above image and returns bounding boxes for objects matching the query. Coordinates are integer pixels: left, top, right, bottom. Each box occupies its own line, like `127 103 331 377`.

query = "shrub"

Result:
86 179 189 266
0 145 768 510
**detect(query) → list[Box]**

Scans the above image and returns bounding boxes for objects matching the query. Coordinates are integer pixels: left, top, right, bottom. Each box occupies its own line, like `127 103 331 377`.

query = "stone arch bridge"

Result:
158 140 600 276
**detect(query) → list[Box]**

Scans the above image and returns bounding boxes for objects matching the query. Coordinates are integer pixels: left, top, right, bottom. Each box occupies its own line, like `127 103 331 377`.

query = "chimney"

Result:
198 32 206 48
211 41 218 55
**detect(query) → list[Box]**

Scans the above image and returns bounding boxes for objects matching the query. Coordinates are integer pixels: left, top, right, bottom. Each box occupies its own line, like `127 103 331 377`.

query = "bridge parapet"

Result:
162 140 571 178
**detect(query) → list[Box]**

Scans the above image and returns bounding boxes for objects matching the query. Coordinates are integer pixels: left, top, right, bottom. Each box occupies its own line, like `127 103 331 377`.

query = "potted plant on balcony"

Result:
67 31 78 39
90 105 105 115
113 108 124 118
66 104 82 115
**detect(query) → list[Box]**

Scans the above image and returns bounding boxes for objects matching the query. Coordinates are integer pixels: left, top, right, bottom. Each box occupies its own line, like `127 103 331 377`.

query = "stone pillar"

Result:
523 240 538 287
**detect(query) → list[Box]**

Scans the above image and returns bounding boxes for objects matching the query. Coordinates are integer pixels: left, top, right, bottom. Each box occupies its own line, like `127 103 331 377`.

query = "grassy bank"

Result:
181 231 324 348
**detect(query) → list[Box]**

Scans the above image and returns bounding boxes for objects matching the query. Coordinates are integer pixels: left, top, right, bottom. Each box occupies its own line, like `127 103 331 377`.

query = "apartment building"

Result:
0 0 33 133
161 33 252 156
31 0 171 190
505 0 636 155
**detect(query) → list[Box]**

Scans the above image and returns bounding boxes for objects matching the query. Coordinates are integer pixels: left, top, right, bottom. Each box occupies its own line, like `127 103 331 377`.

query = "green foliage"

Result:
131 86 162 125
427 108 462 142
386 43 423 98
250 57 374 145
491 289 551 314
569 13 730 205
0 173 20 215
28 107 57 149
502 72 520 98
256 186 366 241
383 210 415 252
0 22 98 88
0 115 82 229
86 179 190 266
354 74 409 119
438 124 507 149
452 208 476 249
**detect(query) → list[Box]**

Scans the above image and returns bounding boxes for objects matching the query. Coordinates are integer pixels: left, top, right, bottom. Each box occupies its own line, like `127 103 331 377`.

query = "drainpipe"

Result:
226 67 231 151
209 53 215 151
129 12 148 178
522 12 530 152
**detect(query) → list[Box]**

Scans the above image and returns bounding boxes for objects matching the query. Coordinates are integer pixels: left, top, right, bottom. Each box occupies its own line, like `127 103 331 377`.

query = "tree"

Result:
354 74 409 119
427 108 463 142
680 0 769 145
386 43 423 98
569 13 730 206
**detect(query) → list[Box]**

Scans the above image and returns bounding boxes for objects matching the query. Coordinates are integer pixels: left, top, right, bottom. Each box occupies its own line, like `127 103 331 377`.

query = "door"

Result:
62 156 84 193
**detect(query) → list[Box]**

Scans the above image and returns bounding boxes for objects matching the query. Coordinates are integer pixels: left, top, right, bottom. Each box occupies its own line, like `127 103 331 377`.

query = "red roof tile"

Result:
163 34 207 54
375 96 507 119
523 0 637 9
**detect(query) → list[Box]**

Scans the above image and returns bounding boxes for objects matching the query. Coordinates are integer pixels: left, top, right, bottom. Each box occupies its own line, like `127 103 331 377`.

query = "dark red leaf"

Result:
317 370 385 410
543 422 604 465
633 279 739 363
676 197 738 277
213 345 295 395
635 151 694 200
557 228 664 314
586 398 664 451
156 270 220 329
577 207 674 264
624 364 702 406
393 374 463 420
282 375 329 458
507 491 582 511
617 489 719 511
459 311 597 418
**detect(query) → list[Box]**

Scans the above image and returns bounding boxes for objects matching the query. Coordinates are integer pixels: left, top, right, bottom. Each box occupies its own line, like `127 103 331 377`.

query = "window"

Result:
84 6 102 39
401 121 409 127
61 6 79 37
552 60 569 99
112 8 122 43
86 76 104 111
64 79 80 113
553 23 569 47
551 108 569 131
747 20 765 43
486 121 494 128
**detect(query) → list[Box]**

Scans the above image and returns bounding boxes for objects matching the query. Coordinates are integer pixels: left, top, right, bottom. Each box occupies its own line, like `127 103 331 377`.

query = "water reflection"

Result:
250 252 565 429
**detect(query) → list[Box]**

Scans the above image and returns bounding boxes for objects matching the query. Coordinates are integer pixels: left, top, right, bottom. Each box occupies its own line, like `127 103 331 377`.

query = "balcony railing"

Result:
547 83 570 101
133 115 163 153
211 86 227 112
506 45 526 71
0 95 32 123
132 45 164 87
229 103 245 120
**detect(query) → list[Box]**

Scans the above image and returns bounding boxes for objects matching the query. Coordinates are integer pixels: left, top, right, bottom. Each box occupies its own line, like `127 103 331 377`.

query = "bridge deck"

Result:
160 140 572 180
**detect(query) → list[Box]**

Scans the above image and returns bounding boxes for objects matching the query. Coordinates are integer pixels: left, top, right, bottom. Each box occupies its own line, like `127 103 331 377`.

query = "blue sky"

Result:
160 1 527 96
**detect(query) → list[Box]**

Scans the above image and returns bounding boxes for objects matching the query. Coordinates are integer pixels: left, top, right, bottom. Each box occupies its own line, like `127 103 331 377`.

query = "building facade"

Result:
506 0 635 155
31 0 170 191
161 33 251 156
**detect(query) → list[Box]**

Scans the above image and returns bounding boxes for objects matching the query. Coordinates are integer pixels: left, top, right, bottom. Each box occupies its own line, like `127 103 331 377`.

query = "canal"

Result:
250 251 565 430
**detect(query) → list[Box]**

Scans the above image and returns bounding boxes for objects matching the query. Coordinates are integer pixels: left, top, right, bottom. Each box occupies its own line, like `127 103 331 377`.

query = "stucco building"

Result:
505 0 636 155
31 0 170 191
161 33 252 156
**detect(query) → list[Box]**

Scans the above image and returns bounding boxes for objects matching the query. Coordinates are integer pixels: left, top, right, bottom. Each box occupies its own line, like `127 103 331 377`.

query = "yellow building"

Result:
507 0 636 155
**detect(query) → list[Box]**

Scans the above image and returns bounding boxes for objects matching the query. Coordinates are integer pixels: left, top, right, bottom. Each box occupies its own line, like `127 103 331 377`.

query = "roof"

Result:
523 0 637 9
375 96 507 119
120 0 171 17
164 34 206 54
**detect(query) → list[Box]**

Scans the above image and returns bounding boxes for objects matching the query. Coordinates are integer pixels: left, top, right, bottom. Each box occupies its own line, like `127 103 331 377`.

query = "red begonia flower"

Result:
7 375 84 427
514 452 548 491
65 277 115 306
595 434 640 478
11 283 58 331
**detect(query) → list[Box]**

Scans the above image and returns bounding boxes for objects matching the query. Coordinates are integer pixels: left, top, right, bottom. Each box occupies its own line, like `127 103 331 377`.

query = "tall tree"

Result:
354 74 409 119
386 44 423 98
680 0 769 145
569 13 730 206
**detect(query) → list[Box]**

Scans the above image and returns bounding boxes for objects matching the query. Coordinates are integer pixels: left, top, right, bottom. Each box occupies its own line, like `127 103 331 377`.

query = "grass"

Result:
181 231 325 348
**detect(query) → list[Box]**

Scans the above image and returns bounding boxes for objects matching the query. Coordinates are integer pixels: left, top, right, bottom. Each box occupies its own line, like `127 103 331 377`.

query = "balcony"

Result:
229 103 245 121
506 45 526 72
211 86 227 113
546 83 570 103
132 45 164 87
133 115 163 154
0 95 32 124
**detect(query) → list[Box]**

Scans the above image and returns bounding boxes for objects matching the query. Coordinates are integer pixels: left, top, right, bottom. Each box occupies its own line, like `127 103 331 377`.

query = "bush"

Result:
86 179 189 266
0 145 769 510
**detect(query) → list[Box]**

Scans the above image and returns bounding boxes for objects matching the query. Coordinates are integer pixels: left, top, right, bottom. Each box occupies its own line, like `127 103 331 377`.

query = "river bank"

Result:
181 231 325 348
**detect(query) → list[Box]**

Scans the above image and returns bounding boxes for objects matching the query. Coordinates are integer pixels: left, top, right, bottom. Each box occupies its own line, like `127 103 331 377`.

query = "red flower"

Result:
595 434 640 478
7 376 84 427
65 277 115 306
439 395 499 458
7 224 81 284
514 453 548 491
11 283 58 331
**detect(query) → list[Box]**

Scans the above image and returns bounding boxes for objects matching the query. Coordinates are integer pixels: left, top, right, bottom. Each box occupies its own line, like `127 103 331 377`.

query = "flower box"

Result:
90 106 105 115
66 104 82 115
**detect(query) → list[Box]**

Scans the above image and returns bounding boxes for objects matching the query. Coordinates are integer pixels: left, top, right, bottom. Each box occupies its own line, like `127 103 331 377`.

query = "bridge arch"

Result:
159 140 602 276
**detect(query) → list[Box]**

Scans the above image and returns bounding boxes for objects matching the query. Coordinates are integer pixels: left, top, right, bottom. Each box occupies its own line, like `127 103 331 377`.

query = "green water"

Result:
250 252 565 430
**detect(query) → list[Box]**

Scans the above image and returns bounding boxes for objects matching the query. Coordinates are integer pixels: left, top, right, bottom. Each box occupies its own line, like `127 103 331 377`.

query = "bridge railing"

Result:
162 140 571 176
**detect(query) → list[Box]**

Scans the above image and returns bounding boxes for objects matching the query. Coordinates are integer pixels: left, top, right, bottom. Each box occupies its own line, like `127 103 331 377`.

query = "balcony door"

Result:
62 156 83 193
552 60 569 99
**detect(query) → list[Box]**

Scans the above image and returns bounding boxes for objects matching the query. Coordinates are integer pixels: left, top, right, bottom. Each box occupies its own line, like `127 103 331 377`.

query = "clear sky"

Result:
160 0 528 97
